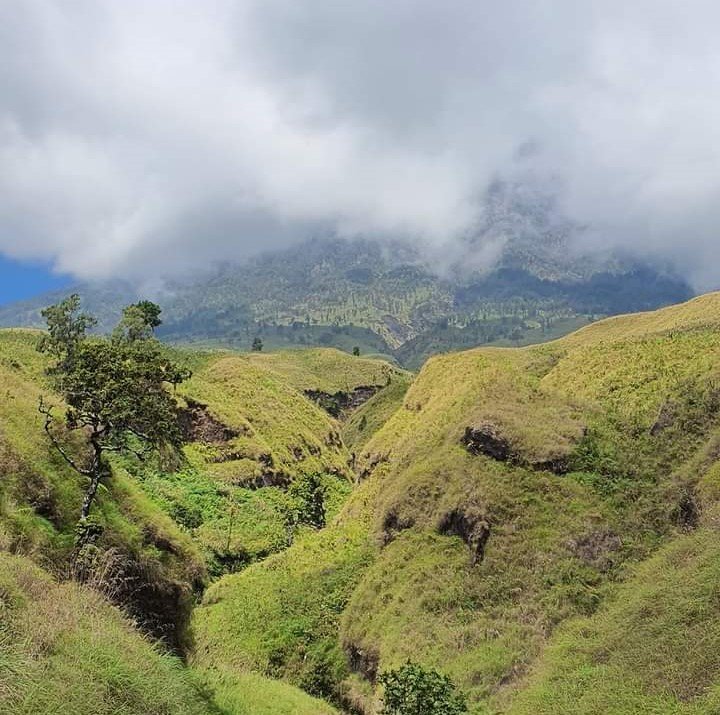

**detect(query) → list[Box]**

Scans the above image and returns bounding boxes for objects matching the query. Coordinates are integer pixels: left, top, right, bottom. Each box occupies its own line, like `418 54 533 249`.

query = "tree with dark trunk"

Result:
38 295 190 540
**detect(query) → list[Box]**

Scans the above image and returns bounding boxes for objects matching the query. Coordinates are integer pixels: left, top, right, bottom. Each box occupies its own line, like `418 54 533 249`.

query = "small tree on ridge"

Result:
38 295 190 539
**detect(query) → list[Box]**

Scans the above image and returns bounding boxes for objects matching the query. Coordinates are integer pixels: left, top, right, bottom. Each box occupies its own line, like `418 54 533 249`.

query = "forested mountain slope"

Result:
193 292 720 714
0 229 691 369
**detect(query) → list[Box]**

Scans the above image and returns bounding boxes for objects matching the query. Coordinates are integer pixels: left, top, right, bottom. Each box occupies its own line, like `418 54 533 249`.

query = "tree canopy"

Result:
38 296 190 529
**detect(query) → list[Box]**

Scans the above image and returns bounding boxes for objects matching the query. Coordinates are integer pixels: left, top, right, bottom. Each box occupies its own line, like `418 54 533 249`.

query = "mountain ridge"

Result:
0 234 692 369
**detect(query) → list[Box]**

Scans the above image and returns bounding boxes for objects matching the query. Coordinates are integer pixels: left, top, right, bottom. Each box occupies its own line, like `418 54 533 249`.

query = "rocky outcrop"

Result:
462 423 512 461
530 455 573 476
178 398 240 444
243 470 292 490
438 506 491 565
305 386 381 419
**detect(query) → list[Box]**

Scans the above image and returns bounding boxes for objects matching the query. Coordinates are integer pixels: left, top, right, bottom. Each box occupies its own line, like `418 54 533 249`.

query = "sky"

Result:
0 255 69 303
2 0 720 299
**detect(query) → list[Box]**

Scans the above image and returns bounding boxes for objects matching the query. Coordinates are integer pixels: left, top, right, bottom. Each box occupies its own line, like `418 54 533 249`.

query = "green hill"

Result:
191 292 720 714
0 552 340 715
6 293 720 714
0 330 398 713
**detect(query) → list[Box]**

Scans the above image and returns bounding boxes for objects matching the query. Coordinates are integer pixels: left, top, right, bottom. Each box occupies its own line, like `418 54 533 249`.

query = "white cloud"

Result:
1 0 720 287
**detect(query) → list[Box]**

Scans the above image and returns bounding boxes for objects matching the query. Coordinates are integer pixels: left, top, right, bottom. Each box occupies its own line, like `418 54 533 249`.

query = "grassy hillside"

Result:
0 331 400 587
0 329 206 648
137 347 403 575
0 553 212 715
9 293 720 714
508 526 720 715
0 329 398 713
0 552 339 715
192 292 720 714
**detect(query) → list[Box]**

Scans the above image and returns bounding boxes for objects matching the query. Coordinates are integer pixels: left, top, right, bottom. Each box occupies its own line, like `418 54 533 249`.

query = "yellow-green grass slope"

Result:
0 332 394 713
139 346 405 573
0 552 212 715
0 330 403 607
245 347 401 395
0 552 338 715
192 292 720 714
0 329 205 647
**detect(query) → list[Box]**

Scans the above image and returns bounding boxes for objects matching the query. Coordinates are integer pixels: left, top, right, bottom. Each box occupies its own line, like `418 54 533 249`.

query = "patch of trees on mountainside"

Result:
0 238 691 369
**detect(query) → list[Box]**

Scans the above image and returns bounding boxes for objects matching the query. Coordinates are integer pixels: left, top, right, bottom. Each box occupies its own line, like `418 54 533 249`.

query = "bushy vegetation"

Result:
379 662 467 715
192 521 374 701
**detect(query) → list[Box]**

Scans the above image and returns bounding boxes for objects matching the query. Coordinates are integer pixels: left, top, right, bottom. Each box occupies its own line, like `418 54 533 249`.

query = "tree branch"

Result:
124 425 152 442
38 397 92 477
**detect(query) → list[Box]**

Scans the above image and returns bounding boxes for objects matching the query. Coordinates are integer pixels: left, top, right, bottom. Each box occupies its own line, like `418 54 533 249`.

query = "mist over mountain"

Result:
0 186 691 367
3 1 720 289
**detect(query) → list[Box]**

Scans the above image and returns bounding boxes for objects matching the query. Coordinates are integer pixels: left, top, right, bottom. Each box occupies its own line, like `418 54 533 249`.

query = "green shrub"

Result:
379 662 467 715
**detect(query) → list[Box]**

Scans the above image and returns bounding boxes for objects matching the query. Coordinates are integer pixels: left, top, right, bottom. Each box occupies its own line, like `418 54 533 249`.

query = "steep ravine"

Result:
191 292 720 715
9 294 720 714
0 336 407 714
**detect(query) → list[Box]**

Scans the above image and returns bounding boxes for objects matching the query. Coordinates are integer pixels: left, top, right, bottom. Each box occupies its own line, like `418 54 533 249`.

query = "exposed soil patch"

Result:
438 506 491 565
357 452 389 481
675 487 700 530
178 398 240 444
305 385 380 419
17 466 62 526
381 507 415 546
75 545 197 653
344 642 380 683
325 430 343 448
531 455 573 475
566 529 622 572
211 449 250 463
650 400 679 436
463 422 576 475
462 423 512 461
246 470 292 489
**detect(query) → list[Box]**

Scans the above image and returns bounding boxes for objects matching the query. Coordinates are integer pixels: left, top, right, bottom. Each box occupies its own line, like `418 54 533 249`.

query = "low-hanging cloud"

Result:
2 0 720 288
